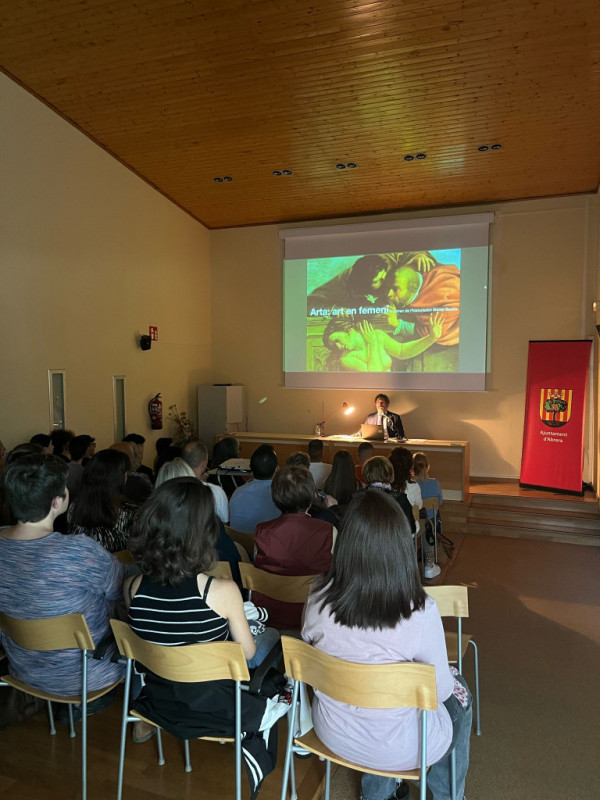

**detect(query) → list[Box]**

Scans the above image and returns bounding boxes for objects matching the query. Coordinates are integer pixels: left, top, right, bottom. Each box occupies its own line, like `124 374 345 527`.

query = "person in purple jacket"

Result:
302 489 472 800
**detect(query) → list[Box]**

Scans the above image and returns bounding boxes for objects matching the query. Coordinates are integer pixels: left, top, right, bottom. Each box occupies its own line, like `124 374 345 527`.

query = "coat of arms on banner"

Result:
539 389 572 428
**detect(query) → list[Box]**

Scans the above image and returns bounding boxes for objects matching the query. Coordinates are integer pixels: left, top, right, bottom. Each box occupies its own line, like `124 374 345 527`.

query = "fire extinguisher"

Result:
148 393 163 430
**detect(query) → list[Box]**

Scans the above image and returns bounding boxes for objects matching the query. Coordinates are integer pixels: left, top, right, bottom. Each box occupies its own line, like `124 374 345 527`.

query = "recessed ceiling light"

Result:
490 143 503 150
282 169 293 176
347 162 358 169
272 170 282 176
403 154 415 162
223 176 233 182
336 163 346 169
477 145 490 152
213 177 223 182
415 153 427 160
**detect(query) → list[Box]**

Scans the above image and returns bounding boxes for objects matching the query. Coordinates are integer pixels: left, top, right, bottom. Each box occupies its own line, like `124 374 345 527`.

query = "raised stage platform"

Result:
445 478 600 547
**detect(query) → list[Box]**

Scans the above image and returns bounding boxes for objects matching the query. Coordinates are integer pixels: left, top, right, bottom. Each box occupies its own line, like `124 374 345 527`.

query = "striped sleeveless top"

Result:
128 574 230 646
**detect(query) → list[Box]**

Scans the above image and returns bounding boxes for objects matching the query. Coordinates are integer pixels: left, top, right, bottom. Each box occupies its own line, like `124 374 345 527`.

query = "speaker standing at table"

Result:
364 393 406 440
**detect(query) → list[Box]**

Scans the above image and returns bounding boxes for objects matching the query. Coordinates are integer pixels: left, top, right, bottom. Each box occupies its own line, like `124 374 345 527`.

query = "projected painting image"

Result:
306 251 460 373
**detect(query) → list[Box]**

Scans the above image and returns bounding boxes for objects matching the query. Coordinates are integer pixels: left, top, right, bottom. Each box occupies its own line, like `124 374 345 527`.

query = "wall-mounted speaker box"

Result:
197 384 246 448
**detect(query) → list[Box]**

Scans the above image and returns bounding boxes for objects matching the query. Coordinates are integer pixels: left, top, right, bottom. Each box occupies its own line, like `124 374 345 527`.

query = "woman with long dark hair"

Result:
323 449 359 509
67 449 137 552
302 490 472 800
123 478 280 786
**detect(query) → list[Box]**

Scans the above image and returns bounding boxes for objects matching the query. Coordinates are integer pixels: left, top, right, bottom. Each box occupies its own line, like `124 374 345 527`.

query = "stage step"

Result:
467 492 600 546
440 494 600 547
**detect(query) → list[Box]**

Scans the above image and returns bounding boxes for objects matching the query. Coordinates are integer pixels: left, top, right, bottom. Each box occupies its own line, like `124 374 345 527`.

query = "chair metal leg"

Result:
450 748 456 800
47 700 56 735
81 651 88 800
234 680 242 800
156 728 165 766
117 660 133 800
68 703 76 738
184 739 192 772
289 749 298 800
324 759 331 800
468 639 481 735
280 682 300 800
420 709 427 800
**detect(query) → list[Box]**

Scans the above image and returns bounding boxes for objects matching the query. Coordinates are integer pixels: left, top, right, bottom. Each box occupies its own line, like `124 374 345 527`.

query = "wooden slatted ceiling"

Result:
2 0 599 228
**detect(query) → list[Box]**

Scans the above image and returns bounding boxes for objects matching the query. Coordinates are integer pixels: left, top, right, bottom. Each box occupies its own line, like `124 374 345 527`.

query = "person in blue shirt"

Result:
228 444 281 533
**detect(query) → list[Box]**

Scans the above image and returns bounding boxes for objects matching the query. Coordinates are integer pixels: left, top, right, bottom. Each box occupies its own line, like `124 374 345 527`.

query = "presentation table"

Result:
230 432 470 501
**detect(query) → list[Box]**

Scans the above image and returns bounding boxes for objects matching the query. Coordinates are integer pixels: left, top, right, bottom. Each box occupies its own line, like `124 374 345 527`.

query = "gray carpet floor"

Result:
329 533 600 800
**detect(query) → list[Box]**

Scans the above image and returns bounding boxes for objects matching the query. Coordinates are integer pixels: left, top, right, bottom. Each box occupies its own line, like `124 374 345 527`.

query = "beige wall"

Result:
0 75 212 457
211 195 598 478
2 74 597 480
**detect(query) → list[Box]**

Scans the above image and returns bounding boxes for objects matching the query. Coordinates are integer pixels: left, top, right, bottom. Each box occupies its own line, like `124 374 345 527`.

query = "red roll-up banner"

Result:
520 340 592 494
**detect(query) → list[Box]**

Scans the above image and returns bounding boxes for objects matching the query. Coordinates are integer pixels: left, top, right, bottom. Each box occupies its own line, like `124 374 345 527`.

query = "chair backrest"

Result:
224 525 255 558
234 541 252 563
426 585 469 619
281 636 437 711
0 612 94 652
422 497 439 512
110 619 250 683
239 563 313 604
207 561 234 580
114 549 134 564
412 504 420 523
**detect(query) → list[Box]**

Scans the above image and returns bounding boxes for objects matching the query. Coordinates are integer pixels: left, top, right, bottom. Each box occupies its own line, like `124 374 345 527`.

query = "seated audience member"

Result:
153 437 174 473
154 443 182 475
68 449 137 552
361 456 415 534
208 436 245 498
254 466 335 629
111 441 152 505
1 443 45 525
125 478 281 786
302 490 472 800
355 441 374 484
123 433 154 483
228 444 281 533
209 436 240 468
323 449 360 513
182 440 229 523
156 457 242 587
66 434 94 498
308 439 332 490
286 451 310 469
390 446 423 510
390 447 440 578
0 454 127 697
82 436 96 465
50 429 74 462
29 433 53 454
413 451 444 518
287 453 339 525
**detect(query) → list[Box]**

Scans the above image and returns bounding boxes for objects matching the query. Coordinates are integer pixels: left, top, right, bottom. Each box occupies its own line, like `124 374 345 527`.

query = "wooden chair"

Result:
225 524 255 559
114 549 134 564
110 619 250 800
207 560 234 580
422 497 440 562
238 563 313 606
279 635 445 800
0 612 122 800
426 585 481 735
234 541 252 563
